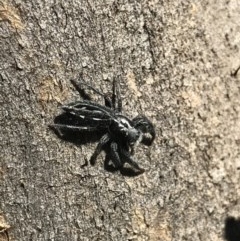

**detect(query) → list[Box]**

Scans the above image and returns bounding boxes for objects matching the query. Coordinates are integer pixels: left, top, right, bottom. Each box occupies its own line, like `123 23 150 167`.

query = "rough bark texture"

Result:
0 0 240 240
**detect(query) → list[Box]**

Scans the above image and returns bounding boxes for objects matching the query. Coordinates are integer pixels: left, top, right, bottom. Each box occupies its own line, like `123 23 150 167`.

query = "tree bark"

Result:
1 0 240 240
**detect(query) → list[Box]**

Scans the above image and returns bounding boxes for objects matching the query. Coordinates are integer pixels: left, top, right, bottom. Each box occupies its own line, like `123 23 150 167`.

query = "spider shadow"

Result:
50 112 143 177
103 150 144 177
224 216 240 241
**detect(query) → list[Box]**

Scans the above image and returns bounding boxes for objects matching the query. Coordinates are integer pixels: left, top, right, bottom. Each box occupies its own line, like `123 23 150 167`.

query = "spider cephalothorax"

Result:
51 78 155 174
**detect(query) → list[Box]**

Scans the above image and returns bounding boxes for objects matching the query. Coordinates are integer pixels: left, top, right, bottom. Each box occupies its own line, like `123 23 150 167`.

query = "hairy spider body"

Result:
51 78 155 174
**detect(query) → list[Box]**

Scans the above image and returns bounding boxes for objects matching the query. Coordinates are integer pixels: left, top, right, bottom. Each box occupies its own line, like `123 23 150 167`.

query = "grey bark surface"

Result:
0 0 240 241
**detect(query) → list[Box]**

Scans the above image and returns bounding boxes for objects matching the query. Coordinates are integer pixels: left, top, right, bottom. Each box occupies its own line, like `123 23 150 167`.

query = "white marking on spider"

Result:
93 118 102 121
118 117 132 128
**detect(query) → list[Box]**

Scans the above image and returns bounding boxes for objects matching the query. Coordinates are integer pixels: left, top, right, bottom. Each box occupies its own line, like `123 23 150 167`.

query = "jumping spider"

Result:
51 78 155 174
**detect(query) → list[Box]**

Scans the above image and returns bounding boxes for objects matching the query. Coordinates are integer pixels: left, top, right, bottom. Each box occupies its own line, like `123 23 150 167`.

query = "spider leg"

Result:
104 154 118 172
71 79 112 108
90 133 110 165
120 149 145 174
112 77 122 112
110 142 123 169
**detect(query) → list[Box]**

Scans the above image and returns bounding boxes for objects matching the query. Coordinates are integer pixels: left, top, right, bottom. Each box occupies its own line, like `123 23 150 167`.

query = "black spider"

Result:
51 78 155 174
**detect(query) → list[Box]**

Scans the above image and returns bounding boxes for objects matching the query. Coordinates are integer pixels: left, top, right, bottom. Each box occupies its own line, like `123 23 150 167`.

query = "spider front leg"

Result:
120 149 145 174
70 79 112 108
110 142 123 169
90 133 110 165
